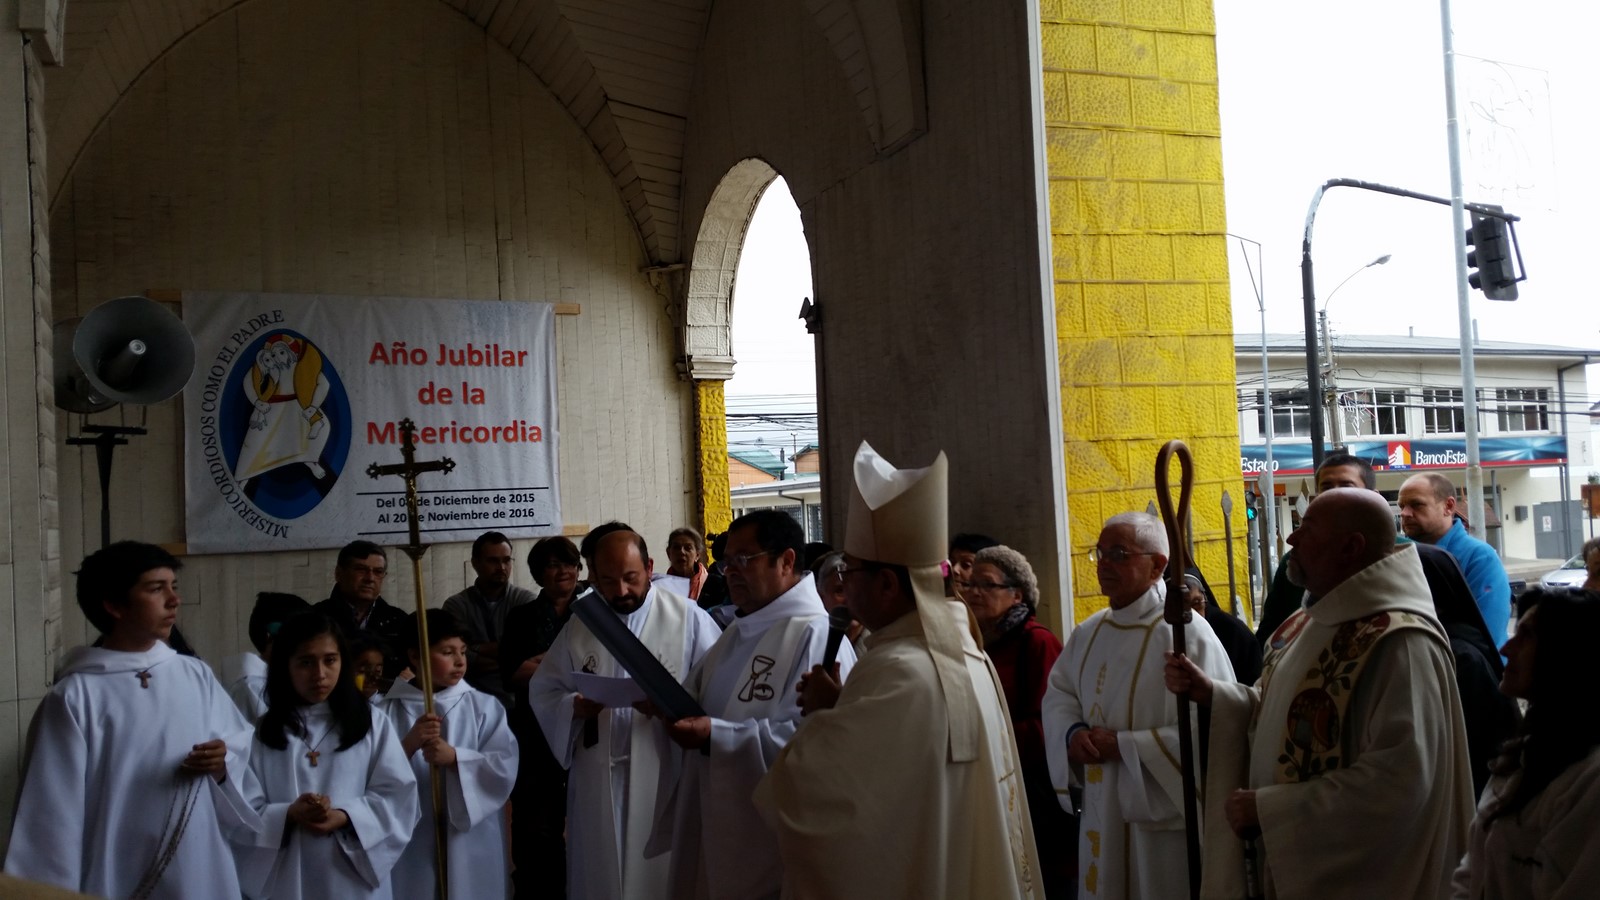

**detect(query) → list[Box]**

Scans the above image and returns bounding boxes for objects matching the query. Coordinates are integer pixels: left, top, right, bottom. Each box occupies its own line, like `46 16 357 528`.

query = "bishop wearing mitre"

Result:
753 441 1041 899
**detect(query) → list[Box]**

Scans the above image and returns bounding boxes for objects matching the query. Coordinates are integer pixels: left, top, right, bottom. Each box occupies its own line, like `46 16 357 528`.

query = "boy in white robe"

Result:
1041 512 1235 900
4 541 259 899
529 527 721 900
232 610 420 900
385 608 519 900
645 510 858 900
225 591 311 722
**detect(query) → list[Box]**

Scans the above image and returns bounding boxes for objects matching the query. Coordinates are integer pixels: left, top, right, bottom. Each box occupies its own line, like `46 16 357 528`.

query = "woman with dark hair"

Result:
1451 589 1600 898
501 535 584 899
232 612 419 900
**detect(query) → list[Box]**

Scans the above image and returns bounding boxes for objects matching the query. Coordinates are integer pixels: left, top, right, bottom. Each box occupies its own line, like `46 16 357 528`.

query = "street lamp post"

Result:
1229 233 1276 589
1319 255 1392 449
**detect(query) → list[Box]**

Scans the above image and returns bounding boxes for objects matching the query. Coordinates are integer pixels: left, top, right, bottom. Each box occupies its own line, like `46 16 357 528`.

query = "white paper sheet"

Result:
572 671 648 708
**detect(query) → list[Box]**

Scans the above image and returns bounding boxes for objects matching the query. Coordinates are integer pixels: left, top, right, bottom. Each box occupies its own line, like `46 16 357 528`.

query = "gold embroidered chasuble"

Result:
1201 544 1474 900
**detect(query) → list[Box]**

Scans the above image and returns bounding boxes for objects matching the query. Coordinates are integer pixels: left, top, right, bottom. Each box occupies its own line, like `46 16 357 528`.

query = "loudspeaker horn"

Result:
53 296 195 412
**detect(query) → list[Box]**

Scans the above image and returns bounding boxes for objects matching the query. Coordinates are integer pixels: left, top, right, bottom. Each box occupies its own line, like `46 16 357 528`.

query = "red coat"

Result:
985 614 1075 895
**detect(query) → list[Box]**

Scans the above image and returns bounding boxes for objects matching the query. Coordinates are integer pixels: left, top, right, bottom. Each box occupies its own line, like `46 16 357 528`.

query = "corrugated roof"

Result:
729 448 787 477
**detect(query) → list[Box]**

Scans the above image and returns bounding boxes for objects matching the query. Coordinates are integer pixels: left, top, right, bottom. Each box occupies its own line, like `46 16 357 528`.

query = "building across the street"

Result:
1237 333 1598 562
730 473 824 542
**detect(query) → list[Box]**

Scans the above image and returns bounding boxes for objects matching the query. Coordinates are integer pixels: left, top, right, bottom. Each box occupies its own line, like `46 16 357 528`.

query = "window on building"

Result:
805 505 824 542
1496 388 1549 432
1255 389 1315 438
1422 388 1465 434
1345 389 1408 436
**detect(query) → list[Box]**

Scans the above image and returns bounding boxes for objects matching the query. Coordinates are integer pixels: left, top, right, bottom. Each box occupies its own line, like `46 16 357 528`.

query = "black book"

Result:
570 590 706 721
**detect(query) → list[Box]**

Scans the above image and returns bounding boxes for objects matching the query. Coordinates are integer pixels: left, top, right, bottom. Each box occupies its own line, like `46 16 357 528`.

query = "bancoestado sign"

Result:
1240 435 1566 476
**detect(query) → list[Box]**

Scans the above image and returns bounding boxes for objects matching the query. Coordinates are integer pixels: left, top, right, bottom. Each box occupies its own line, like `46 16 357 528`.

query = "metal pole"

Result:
1321 310 1342 449
1300 178 1516 482
1230 233 1277 578
1441 0 1485 540
1300 231 1325 471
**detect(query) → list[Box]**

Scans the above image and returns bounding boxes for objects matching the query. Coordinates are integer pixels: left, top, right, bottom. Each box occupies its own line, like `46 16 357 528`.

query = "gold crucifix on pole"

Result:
366 417 455 900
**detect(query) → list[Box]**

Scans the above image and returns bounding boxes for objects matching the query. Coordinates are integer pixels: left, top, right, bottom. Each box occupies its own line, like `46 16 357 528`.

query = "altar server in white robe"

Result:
645 509 858 900
529 527 721 900
385 608 519 900
1167 489 1472 900
232 611 420 900
754 442 1041 899
226 591 312 723
4 542 259 899
1042 511 1235 900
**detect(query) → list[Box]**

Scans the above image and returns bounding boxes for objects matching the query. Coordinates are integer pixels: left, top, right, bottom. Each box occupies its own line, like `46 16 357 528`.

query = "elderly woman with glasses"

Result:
964 545 1074 898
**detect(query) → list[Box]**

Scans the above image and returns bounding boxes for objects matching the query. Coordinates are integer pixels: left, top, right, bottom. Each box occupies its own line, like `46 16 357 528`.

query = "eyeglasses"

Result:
834 565 876 584
964 580 1016 594
722 550 771 570
1088 547 1156 564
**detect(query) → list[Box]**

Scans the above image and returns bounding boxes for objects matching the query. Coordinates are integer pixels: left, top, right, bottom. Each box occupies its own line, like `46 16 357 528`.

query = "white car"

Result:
1539 553 1590 590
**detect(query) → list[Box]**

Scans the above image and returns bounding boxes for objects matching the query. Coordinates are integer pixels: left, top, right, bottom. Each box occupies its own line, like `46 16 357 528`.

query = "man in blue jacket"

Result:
1398 472 1512 648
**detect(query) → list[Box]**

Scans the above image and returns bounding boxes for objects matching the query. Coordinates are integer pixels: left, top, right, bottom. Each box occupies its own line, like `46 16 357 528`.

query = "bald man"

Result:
1166 489 1473 900
528 528 721 900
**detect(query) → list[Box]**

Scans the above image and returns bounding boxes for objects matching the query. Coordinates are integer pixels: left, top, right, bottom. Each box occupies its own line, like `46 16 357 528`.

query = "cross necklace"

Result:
136 670 152 688
301 723 336 768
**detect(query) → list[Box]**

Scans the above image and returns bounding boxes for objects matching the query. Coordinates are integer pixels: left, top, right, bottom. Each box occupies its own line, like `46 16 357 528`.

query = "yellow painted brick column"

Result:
1040 0 1247 624
694 379 733 543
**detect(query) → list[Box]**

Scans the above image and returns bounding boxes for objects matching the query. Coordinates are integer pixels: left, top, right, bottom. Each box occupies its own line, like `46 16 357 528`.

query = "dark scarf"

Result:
983 602 1032 645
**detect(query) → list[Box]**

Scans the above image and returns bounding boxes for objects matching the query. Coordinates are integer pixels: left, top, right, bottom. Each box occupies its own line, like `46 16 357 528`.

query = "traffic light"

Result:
1465 205 1518 301
1244 487 1258 521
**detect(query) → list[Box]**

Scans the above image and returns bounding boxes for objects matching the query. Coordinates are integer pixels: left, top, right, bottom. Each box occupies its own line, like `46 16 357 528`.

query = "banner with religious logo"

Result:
183 292 559 554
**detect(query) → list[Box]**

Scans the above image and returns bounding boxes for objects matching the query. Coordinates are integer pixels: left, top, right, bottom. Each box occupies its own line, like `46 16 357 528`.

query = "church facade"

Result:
0 0 1239 849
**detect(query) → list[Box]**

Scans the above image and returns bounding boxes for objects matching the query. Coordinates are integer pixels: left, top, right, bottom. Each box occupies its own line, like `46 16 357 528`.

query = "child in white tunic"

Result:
384 609 519 900
225 591 311 723
232 612 420 900
4 542 258 899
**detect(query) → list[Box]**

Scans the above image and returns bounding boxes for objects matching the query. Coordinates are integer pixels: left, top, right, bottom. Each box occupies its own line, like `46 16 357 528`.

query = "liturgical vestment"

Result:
231 702 420 900
1042 581 1235 900
528 586 721 900
383 679 520 900
754 599 1039 900
648 574 857 900
5 643 258 899
1204 544 1473 900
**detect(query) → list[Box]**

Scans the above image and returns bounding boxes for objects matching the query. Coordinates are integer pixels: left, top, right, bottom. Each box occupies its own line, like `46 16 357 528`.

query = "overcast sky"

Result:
1219 0 1599 364
724 1 1600 458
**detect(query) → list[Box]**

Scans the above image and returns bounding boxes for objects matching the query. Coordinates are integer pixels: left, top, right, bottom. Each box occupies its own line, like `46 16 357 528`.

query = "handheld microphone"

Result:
821 606 854 671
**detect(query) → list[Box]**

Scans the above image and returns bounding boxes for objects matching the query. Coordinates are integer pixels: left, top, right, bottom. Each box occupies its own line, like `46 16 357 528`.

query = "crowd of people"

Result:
3 441 1598 899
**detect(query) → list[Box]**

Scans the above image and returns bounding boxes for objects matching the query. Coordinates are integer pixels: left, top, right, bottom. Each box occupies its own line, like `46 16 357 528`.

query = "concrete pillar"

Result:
1040 0 1243 621
689 365 736 543
0 0 61 853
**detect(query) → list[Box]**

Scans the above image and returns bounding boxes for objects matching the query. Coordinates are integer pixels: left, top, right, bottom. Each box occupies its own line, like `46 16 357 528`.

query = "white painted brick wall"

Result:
47 3 693 679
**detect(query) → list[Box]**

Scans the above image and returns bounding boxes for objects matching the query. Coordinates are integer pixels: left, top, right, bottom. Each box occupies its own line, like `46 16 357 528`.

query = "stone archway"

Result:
680 157 780 539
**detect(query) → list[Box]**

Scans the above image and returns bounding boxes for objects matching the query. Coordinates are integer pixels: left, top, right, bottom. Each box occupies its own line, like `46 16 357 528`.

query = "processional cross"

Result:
366 418 455 899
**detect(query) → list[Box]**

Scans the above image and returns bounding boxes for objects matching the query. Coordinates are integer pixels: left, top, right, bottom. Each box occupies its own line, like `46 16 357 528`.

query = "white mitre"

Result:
844 440 981 762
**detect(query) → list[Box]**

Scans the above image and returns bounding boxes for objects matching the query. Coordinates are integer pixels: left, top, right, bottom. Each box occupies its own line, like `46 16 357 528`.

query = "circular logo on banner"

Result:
217 330 352 520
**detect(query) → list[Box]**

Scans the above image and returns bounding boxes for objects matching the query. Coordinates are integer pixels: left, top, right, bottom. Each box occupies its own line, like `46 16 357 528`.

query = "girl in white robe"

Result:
383 609 519 900
232 611 420 900
1452 589 1600 899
